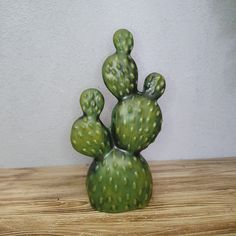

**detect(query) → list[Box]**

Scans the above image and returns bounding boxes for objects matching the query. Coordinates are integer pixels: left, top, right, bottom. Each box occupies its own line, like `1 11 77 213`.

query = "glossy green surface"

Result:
71 29 165 213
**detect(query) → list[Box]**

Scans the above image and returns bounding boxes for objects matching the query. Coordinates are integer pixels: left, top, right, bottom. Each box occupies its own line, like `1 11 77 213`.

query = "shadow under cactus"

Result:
71 29 166 213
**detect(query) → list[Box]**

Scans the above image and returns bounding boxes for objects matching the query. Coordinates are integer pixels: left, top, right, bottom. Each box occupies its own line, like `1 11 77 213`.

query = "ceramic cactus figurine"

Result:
71 29 165 213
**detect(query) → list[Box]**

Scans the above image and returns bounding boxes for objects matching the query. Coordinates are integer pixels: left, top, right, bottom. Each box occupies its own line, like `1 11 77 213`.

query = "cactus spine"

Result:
71 29 165 213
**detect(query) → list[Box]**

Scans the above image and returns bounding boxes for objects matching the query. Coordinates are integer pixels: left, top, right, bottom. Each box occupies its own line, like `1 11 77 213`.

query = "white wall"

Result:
0 0 236 167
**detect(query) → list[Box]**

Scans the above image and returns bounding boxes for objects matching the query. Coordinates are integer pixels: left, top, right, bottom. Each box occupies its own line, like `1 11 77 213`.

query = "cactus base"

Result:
86 148 152 213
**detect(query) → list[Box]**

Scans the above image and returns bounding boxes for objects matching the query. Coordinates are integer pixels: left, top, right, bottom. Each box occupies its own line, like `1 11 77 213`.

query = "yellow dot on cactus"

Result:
103 186 106 192
123 58 128 63
82 148 86 152
108 196 111 203
156 110 160 116
153 122 157 128
134 171 138 177
72 139 77 144
99 175 103 182
144 194 148 201
117 63 121 69
92 185 96 192
133 182 137 189
99 197 103 204
109 176 113 183
86 140 91 145
123 177 127 185
114 185 118 192
93 139 97 144
99 149 103 154
138 189 142 196
130 73 134 79
116 127 120 134
133 136 137 141
145 128 149 132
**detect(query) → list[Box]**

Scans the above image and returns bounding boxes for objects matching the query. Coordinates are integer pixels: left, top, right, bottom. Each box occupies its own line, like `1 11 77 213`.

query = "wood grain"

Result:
0 158 236 235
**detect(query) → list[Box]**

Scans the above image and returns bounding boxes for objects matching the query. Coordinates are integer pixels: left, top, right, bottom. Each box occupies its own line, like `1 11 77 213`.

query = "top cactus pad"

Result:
102 29 138 100
71 29 165 213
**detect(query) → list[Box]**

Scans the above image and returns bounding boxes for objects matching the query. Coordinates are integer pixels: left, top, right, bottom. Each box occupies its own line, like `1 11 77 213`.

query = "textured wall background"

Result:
1 0 236 167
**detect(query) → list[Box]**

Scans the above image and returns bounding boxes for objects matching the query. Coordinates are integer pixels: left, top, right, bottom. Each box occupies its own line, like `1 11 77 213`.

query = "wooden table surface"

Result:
0 157 236 235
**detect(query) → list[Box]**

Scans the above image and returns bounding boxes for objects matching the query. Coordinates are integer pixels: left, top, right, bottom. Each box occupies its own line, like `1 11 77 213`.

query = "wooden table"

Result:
0 157 236 235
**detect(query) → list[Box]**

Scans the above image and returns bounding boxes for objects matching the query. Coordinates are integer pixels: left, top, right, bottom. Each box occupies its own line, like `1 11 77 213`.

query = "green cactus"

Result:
71 29 165 213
